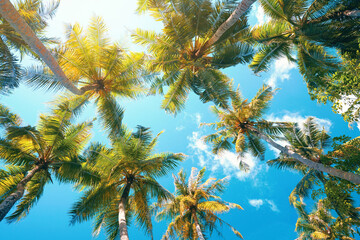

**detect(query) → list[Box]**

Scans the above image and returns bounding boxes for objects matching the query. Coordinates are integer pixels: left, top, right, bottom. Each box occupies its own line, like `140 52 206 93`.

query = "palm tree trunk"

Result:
192 209 205 240
0 0 82 95
0 165 41 221
197 0 257 55
118 182 132 240
248 126 360 184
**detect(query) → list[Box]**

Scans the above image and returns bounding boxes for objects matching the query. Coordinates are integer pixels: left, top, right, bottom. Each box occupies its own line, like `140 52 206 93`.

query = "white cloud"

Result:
189 132 208 152
266 200 280 212
187 131 264 181
176 125 185 131
253 4 270 26
249 199 264 209
195 113 202 127
267 57 296 88
248 199 279 212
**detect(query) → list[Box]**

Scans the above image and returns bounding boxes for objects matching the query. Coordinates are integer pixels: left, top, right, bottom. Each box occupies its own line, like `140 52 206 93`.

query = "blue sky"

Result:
0 1 359 239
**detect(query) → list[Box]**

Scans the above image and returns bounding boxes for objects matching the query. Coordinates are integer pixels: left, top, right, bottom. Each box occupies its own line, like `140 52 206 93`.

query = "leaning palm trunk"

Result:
0 165 41 221
0 0 82 95
197 0 257 55
118 182 132 240
192 210 205 240
118 200 129 240
248 126 360 184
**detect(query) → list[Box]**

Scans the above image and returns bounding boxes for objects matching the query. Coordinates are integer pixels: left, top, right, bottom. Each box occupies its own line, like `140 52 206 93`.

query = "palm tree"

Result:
0 102 97 222
268 117 360 218
138 0 257 51
0 0 83 94
203 85 360 184
70 126 185 240
295 200 360 239
153 167 243 240
0 0 58 94
268 117 331 204
250 0 359 96
134 0 254 113
29 17 149 138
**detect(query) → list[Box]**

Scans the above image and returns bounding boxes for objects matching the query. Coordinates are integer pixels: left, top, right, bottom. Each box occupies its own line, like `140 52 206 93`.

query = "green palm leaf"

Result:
154 167 243 239
0 103 93 221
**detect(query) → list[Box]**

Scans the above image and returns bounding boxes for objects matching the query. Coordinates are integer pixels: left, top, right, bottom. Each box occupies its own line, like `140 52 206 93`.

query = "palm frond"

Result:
69 183 117 224
250 42 292 73
96 94 125 138
6 171 49 222
289 170 319 204
0 166 25 200
161 70 190 114
0 104 22 128
0 138 38 166
249 85 275 119
260 0 287 21
212 42 254 68
0 39 22 94
24 65 64 92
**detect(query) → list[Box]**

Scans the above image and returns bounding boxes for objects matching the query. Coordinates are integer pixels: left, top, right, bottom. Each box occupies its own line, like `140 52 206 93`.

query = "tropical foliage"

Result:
27 16 151 137
0 0 59 94
315 43 360 123
70 126 184 240
134 0 254 113
250 0 360 108
0 0 360 239
268 117 360 219
153 167 243 239
203 84 290 169
0 102 96 221
295 200 360 240
204 85 360 184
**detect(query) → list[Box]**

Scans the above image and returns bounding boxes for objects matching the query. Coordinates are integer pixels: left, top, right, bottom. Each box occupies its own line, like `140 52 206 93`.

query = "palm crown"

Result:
70 126 184 240
0 102 95 222
204 85 289 169
133 0 254 113
250 0 359 96
28 17 151 138
153 167 243 240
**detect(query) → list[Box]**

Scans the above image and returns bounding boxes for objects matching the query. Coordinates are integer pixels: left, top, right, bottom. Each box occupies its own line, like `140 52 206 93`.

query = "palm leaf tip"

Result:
232 227 244 239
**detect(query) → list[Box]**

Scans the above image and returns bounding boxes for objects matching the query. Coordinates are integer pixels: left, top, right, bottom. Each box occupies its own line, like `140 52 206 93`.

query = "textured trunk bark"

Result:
0 165 41 221
192 209 205 240
118 182 132 240
0 0 82 95
118 200 129 240
248 126 360 184
197 0 257 55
